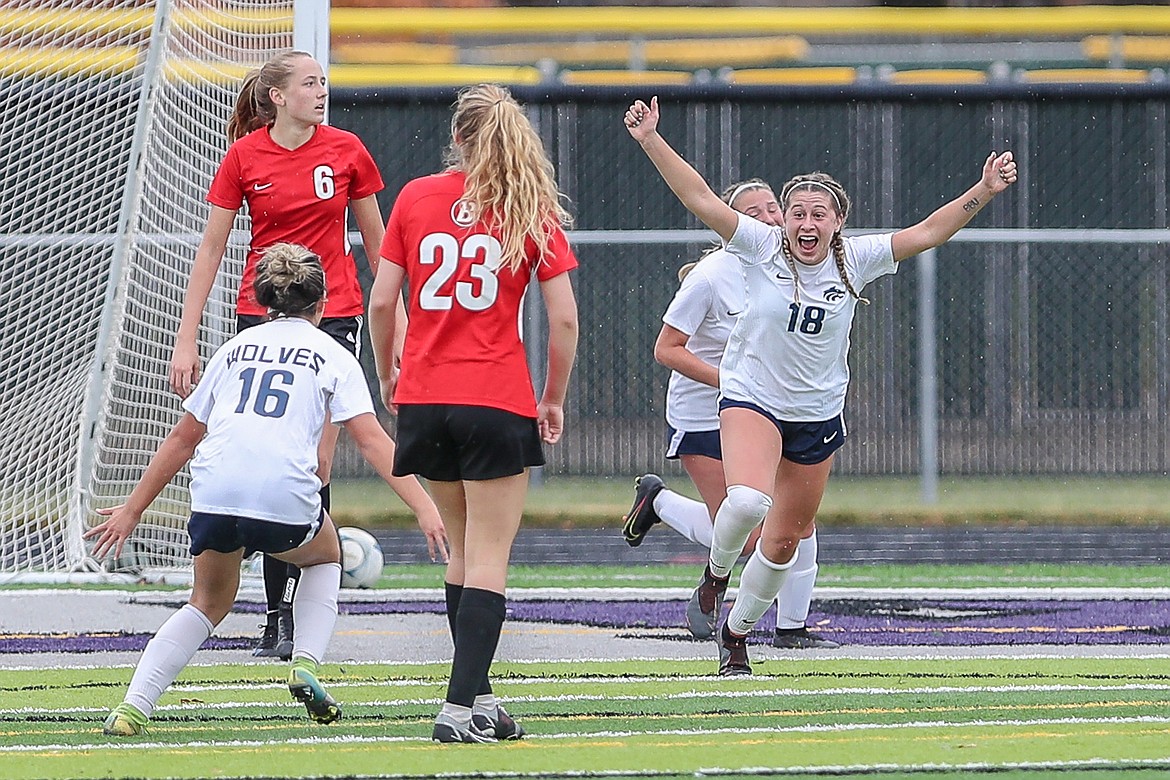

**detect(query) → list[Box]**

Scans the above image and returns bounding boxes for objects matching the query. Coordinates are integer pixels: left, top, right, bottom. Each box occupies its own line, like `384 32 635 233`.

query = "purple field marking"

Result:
4 597 1168 653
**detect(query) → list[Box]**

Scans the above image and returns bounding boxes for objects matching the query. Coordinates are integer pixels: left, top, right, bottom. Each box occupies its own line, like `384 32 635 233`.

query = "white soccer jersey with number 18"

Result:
182 317 375 525
662 249 747 432
720 213 897 422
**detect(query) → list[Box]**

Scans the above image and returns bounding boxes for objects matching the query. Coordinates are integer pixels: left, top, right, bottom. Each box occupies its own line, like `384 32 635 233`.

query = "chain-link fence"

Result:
330 83 1170 477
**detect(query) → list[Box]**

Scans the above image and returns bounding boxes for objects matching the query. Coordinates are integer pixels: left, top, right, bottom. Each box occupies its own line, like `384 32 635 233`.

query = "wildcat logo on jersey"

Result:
824 285 847 302
451 198 478 228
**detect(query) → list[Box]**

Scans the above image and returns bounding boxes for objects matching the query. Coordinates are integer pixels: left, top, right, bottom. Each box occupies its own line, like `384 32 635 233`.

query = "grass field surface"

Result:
4 564 1169 778
331 474 1170 527
4 657 1170 779
377 562 1170 590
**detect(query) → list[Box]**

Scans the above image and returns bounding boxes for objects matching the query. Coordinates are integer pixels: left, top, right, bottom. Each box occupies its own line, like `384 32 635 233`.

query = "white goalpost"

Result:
0 1 327 579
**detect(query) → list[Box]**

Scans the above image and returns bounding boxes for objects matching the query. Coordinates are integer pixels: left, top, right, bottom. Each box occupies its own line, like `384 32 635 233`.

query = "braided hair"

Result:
778 172 868 305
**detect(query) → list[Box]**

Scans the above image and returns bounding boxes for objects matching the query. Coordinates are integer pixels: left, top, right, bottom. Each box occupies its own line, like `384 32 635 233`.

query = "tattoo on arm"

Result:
962 197 980 212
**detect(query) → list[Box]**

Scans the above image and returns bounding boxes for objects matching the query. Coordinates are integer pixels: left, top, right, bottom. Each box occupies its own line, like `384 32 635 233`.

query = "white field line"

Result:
13 681 1170 715
11 586 1170 601
6 651 1170 672
5 715 1170 754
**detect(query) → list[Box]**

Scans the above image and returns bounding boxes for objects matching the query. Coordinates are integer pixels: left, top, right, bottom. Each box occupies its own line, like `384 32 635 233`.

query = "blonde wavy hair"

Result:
444 84 572 274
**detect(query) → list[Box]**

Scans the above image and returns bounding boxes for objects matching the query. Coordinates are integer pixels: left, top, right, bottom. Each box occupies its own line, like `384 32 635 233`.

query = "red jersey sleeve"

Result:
379 180 414 268
206 143 245 211
348 138 384 201
533 222 578 280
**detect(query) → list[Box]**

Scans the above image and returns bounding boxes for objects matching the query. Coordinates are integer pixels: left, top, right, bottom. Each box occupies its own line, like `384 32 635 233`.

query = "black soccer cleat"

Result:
622 474 666 547
471 704 526 740
772 627 842 649
252 612 280 658
432 713 497 744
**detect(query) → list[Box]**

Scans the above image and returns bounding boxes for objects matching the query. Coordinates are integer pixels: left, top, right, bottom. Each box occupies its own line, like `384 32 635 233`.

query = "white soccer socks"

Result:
726 547 797 637
124 603 214 718
290 562 341 667
776 531 820 629
709 485 772 578
654 489 715 548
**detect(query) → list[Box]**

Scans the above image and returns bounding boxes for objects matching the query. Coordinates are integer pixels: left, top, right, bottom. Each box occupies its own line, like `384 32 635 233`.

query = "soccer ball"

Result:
339 527 384 589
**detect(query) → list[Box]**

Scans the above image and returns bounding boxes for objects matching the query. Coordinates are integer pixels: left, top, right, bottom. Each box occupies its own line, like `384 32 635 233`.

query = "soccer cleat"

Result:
273 606 294 661
102 702 148 736
621 474 666 547
718 623 752 677
471 704 526 740
685 565 729 640
432 712 498 744
252 613 280 657
772 627 842 649
288 665 341 724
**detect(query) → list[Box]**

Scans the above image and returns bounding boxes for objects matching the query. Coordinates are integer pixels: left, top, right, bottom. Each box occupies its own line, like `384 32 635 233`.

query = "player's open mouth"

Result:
798 235 818 251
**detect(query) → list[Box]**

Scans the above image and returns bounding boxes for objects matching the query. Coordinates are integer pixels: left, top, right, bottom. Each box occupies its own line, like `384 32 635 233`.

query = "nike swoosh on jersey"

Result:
823 432 839 444
253 182 274 191
775 273 793 280
727 310 743 317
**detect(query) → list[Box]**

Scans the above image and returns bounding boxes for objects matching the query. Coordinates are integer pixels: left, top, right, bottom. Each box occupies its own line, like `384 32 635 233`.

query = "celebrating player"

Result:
625 95 1016 675
622 178 838 649
92 244 448 736
369 84 579 743
169 50 429 659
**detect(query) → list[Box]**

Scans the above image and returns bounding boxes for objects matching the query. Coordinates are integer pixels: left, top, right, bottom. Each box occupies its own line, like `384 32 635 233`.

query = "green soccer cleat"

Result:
288 664 342 724
102 702 148 736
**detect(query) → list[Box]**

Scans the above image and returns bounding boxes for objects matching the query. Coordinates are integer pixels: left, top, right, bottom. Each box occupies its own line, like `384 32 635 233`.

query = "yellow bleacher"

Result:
887 69 988 85
727 67 857 86
1083 35 1170 64
558 69 694 87
327 64 544 89
1016 68 1152 84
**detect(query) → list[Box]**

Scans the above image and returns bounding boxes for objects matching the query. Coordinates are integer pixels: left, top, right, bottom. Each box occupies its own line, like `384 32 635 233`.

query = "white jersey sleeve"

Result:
324 354 375 425
663 264 715 337
845 232 897 288
726 213 783 267
660 251 745 432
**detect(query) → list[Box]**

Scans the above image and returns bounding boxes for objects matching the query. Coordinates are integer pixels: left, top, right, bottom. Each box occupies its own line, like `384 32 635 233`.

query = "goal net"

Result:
0 1 306 577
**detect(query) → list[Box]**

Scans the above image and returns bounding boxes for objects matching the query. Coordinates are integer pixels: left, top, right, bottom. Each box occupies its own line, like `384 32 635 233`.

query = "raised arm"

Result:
891 151 1017 262
624 97 740 243
170 206 236 398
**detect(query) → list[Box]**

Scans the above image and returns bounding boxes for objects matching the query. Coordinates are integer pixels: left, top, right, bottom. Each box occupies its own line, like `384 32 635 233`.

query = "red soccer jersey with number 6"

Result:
207 125 384 317
380 171 577 417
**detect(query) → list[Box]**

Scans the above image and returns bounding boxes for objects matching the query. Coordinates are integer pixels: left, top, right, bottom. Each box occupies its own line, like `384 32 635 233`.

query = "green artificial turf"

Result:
3 658 1169 779
331 474 1170 528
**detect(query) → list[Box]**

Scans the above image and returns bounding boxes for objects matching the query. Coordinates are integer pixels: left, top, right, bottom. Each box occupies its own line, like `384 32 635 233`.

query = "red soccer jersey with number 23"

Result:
381 171 577 418
207 125 384 317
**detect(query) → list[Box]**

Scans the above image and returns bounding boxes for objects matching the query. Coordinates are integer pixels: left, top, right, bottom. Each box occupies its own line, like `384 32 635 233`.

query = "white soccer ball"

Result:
339 527 384 589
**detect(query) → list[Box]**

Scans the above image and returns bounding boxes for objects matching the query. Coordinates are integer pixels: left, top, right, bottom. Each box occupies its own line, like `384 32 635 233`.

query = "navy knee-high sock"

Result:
445 588 505 708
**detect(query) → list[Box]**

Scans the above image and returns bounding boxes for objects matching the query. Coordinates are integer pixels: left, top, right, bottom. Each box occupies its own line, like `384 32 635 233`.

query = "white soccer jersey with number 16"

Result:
182 317 375 525
720 213 897 422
